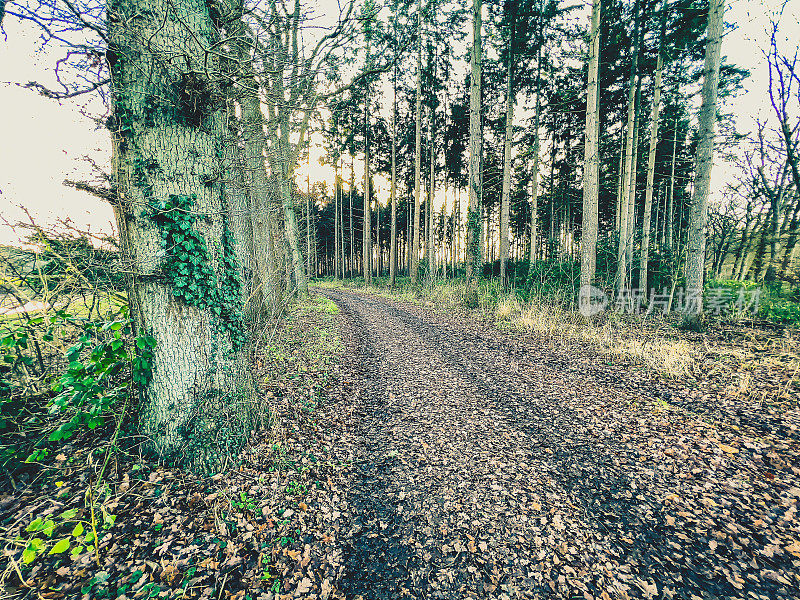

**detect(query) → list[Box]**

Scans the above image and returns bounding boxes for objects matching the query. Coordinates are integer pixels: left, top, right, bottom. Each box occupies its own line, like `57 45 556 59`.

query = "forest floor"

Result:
3 288 799 600
292 286 800 600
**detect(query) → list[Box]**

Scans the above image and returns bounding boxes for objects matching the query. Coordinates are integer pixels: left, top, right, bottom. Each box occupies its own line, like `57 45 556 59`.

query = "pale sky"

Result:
0 0 797 246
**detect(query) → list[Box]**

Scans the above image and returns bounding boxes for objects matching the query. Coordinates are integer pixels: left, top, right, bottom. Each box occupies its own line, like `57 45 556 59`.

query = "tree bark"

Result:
363 86 372 284
411 0 423 285
527 36 544 283
667 108 678 254
389 38 398 286
465 0 483 285
499 43 515 288
580 0 601 297
350 159 355 278
499 5 517 288
235 29 285 315
428 100 436 279
110 0 255 473
334 165 340 278
616 0 641 292
640 0 668 294
685 0 725 313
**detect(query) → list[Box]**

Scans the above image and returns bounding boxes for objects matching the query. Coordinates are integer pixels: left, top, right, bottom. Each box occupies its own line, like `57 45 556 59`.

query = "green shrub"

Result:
0 310 155 467
758 297 800 325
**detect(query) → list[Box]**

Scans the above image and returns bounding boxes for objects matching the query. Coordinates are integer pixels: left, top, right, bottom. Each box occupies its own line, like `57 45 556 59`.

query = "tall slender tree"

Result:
580 0 601 300
685 0 724 316
616 0 641 292
640 0 669 295
411 0 424 285
465 0 483 284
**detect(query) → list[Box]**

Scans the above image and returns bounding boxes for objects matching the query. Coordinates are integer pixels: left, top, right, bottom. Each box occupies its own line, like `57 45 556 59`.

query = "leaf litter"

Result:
1 289 797 600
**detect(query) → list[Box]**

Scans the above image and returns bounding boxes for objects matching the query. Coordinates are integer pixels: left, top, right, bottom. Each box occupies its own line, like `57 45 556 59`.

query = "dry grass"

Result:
503 301 695 377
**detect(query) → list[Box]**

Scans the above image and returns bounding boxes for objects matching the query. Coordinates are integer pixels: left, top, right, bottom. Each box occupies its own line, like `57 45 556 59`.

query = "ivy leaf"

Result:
42 519 56 537
49 538 71 555
26 518 43 533
22 546 38 565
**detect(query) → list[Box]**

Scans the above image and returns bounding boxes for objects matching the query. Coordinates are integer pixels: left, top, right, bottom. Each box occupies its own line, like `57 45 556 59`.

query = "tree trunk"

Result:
527 36 544 283
428 101 436 279
275 137 308 295
411 0 423 285
580 0 601 299
748 214 769 280
334 165 340 279
616 0 641 292
110 0 255 473
499 13 516 288
626 74 642 288
666 107 678 254
363 82 372 284
349 159 355 278
685 0 725 313
236 50 285 315
465 0 483 285
640 0 668 294
390 44 398 286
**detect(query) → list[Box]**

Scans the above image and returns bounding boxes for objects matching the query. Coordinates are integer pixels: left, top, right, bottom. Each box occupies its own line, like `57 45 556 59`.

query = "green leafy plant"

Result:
147 193 246 349
15 497 116 567
46 317 155 445
231 490 257 512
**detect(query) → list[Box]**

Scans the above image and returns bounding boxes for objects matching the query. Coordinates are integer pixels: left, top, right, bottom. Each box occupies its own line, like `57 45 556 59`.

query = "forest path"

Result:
311 287 796 600
314 287 669 600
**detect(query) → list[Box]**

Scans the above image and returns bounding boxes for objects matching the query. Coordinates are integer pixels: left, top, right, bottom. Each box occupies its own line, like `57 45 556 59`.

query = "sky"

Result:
0 0 798 247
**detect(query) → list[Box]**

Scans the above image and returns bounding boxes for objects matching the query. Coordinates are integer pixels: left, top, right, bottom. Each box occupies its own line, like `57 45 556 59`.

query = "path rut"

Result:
312 287 797 600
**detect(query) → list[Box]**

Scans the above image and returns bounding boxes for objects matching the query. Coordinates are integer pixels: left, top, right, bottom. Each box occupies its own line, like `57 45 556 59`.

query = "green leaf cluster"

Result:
148 194 246 350
46 317 155 445
17 504 114 566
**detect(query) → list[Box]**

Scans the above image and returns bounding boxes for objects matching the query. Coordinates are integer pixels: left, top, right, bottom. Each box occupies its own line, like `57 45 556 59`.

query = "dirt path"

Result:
314 287 798 600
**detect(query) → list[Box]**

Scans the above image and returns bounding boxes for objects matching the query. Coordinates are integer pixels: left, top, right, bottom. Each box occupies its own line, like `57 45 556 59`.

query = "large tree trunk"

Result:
685 0 725 314
580 0 601 300
465 0 483 285
640 0 668 295
109 0 256 473
411 0 423 285
233 20 285 316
